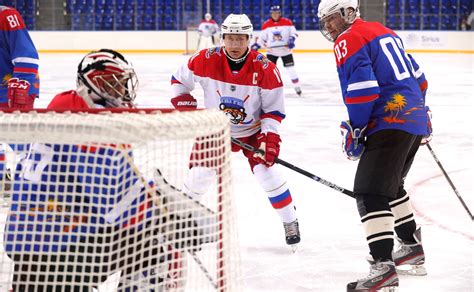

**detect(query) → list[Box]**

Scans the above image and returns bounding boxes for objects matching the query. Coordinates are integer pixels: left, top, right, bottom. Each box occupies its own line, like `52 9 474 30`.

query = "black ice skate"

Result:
295 87 302 96
393 227 427 276
347 260 399 292
283 219 300 251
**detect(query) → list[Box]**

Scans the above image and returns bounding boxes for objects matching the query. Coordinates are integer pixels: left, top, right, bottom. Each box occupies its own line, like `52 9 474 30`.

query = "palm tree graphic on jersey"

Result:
383 93 419 124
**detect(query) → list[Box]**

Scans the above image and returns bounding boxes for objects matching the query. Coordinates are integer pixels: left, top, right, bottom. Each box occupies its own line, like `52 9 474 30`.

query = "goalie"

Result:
4 49 206 291
196 13 219 51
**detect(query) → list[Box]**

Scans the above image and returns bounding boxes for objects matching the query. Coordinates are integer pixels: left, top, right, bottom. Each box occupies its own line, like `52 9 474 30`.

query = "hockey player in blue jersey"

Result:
4 49 200 291
0 5 40 206
318 0 431 291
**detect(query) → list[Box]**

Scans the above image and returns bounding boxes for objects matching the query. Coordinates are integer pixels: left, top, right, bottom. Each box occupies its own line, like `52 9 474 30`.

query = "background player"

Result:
318 0 431 291
197 13 219 51
170 13 301 249
0 5 40 204
251 5 302 96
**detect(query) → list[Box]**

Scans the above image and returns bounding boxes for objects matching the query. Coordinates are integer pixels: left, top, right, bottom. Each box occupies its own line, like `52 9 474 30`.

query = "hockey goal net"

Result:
185 26 200 55
0 109 240 291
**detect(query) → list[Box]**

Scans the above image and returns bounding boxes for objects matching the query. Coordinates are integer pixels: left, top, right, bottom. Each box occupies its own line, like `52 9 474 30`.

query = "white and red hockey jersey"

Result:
257 17 297 57
198 20 219 37
171 47 286 138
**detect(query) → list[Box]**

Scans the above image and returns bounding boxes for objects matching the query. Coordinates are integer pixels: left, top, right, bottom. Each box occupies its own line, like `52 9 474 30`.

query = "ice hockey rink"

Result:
3 51 473 291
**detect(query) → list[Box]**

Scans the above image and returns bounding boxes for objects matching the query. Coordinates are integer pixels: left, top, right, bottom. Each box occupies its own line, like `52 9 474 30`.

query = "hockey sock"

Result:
284 66 300 85
390 192 417 243
357 193 394 261
253 164 297 223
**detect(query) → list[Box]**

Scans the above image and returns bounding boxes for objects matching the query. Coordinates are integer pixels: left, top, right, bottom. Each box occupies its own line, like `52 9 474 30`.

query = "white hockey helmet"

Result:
317 0 360 42
221 14 253 39
205 13 212 21
77 49 138 108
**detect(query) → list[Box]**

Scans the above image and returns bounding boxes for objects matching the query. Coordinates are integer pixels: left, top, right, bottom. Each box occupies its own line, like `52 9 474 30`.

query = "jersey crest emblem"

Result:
272 30 283 41
218 92 253 125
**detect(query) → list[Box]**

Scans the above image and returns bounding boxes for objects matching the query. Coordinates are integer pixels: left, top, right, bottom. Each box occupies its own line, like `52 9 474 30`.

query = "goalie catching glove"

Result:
7 78 35 109
253 132 281 167
171 93 197 111
340 121 366 161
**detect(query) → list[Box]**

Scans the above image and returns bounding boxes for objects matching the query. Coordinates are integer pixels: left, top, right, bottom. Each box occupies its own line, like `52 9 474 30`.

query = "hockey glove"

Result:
420 106 432 146
340 121 366 161
253 132 281 167
7 78 35 109
287 36 296 49
251 43 261 51
171 93 197 111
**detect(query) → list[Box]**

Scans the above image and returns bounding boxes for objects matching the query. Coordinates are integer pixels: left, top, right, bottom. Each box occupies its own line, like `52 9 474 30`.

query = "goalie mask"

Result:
77 49 138 108
317 0 360 42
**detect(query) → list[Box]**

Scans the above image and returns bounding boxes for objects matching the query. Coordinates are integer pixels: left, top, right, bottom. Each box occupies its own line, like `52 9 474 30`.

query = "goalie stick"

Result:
426 143 473 221
231 137 355 198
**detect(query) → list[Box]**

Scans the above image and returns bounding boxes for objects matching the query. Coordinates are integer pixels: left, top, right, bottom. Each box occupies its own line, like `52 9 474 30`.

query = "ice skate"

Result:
347 260 398 292
295 87 302 96
283 219 300 252
393 227 427 276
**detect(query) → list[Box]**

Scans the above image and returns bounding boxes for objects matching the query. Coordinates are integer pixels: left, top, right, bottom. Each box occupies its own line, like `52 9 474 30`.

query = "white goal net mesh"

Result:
0 109 240 291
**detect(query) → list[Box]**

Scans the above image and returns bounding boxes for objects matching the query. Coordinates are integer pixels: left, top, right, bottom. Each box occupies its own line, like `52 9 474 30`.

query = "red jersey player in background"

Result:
1 5 40 203
251 5 302 96
318 0 431 291
170 13 301 249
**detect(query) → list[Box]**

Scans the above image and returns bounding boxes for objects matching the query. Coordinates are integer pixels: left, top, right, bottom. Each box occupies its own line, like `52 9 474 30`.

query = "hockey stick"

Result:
190 251 218 289
426 143 473 220
231 137 355 198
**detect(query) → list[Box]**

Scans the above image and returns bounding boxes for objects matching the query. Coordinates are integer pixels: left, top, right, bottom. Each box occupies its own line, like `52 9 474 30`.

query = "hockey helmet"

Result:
270 5 281 13
77 49 138 108
205 13 212 21
317 0 360 42
221 14 253 39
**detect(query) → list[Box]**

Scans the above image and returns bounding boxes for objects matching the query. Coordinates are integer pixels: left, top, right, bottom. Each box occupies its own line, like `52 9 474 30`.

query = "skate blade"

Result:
289 244 298 253
396 264 427 276
379 287 398 292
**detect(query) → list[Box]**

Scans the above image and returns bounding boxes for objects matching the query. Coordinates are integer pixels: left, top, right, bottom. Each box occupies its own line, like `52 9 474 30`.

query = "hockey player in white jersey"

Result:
170 13 301 249
196 13 219 51
251 5 302 96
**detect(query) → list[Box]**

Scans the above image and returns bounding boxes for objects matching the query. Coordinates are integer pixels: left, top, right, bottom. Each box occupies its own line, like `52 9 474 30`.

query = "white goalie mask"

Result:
221 14 253 39
77 49 138 108
318 0 360 42
205 13 212 21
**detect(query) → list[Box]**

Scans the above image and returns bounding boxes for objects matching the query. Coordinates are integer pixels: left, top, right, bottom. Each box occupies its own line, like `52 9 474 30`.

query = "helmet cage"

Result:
77 49 138 108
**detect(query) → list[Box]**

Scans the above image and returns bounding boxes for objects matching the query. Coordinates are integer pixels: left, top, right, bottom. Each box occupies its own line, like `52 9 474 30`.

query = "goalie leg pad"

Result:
253 164 297 223
183 166 216 200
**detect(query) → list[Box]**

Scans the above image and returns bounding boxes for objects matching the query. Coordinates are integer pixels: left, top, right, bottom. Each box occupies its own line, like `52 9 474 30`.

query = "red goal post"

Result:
0 108 240 291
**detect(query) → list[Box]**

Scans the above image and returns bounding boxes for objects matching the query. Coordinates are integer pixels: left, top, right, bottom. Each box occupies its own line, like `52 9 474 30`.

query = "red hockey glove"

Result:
253 132 281 167
420 106 433 146
171 94 197 111
7 78 35 109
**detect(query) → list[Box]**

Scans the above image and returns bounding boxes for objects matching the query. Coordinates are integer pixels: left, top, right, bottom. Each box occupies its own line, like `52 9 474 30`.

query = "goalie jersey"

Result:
171 47 285 137
4 92 153 253
0 6 39 104
334 19 428 136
